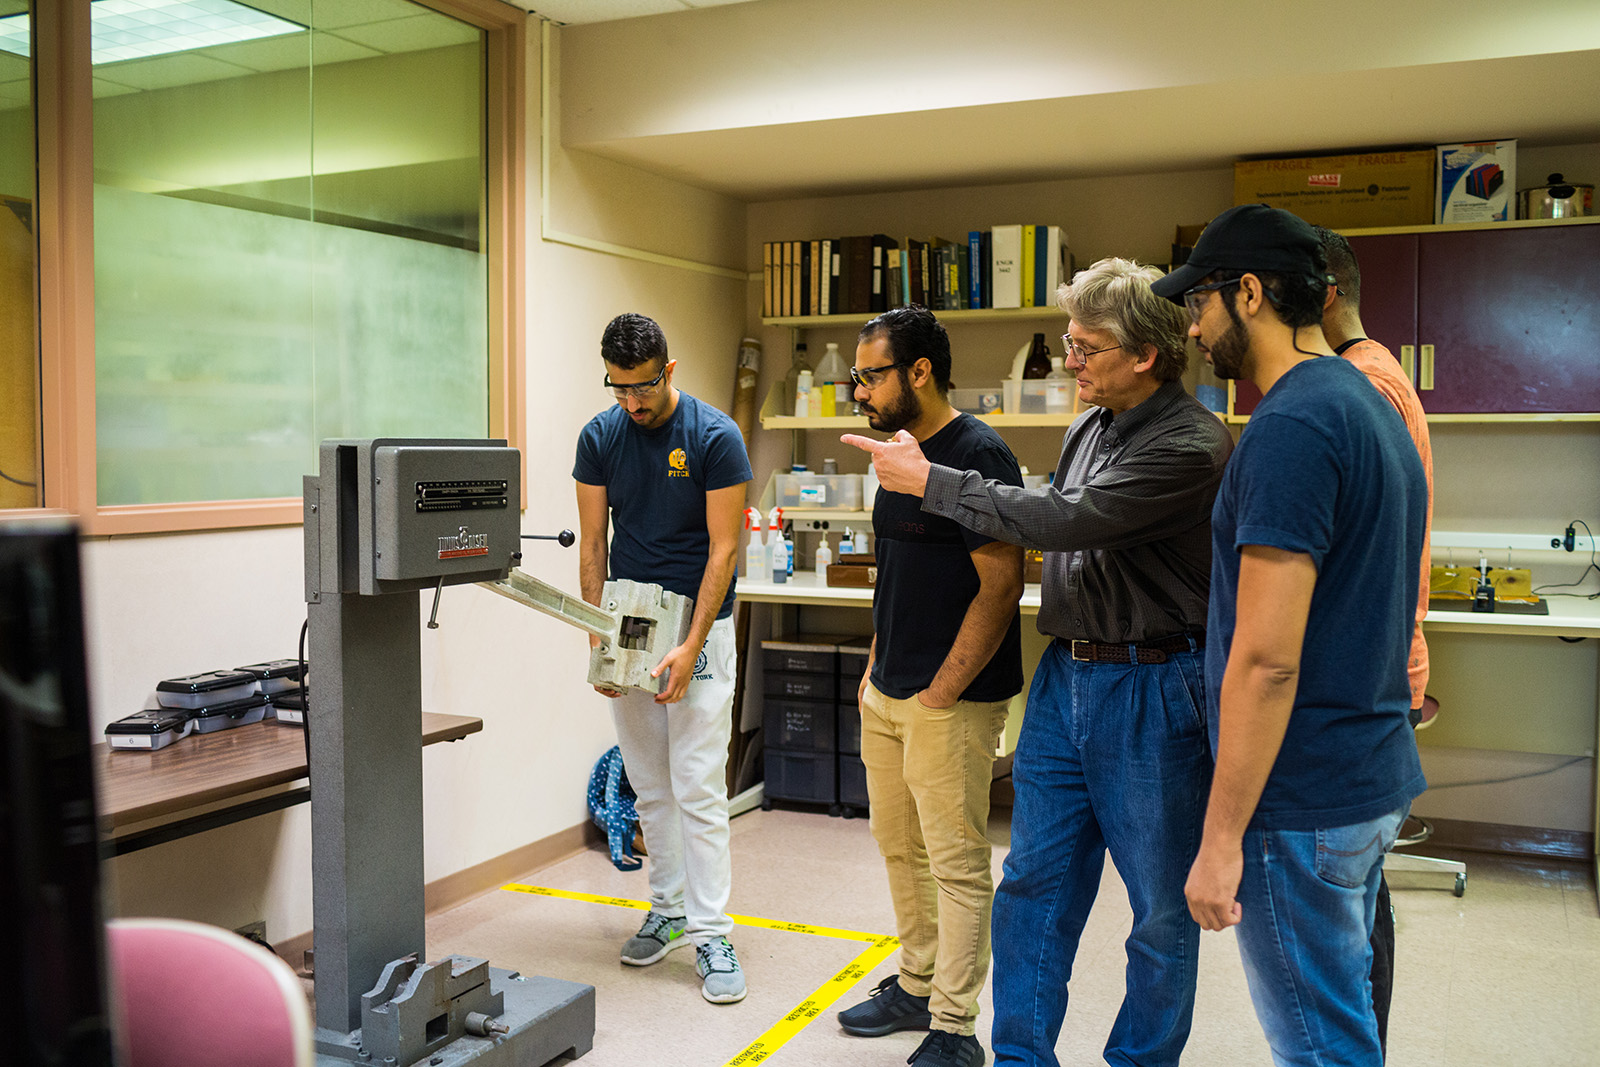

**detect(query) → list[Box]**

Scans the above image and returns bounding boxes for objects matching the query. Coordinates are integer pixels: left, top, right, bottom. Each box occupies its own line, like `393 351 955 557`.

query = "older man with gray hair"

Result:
850 258 1234 1066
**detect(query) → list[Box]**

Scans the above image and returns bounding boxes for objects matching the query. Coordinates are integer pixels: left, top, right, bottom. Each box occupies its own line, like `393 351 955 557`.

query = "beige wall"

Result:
97 21 750 944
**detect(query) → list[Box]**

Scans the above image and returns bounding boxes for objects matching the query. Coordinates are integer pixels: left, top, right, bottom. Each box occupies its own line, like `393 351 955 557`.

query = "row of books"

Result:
760 226 1072 319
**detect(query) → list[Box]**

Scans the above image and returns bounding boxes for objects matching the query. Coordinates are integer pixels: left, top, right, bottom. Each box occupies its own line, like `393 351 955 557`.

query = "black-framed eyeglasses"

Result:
1060 336 1124 364
1181 278 1242 324
604 360 673 398
850 360 916 389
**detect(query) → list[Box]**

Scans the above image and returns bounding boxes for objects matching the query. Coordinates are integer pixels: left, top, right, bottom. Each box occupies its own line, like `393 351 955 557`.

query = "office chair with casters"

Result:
106 918 315 1067
1383 695 1467 897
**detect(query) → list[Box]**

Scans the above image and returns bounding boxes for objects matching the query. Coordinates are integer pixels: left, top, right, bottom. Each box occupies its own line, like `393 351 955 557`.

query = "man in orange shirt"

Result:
1317 226 1434 1060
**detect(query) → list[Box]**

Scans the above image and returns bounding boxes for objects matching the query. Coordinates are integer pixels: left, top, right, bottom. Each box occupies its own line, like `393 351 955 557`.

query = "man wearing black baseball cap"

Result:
1154 204 1429 1065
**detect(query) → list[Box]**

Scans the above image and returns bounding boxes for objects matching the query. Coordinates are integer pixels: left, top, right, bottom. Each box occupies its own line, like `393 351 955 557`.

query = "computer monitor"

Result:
0 520 115 1065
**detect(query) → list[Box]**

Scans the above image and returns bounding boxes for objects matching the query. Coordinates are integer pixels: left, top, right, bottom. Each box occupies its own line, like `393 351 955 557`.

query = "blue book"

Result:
968 231 983 308
1034 224 1049 307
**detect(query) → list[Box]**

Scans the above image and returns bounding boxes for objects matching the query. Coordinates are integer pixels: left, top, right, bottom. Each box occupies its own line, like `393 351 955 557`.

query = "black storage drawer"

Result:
837 704 861 755
764 749 837 804
761 642 839 675
839 640 871 692
839 754 869 808
763 698 836 752
765 671 836 701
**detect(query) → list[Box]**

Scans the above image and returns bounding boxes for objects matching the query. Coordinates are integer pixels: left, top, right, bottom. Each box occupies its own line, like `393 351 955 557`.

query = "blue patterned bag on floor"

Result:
586 745 642 871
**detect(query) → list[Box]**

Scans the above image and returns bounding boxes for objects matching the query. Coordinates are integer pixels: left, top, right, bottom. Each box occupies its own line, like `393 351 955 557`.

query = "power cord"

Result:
0 466 36 488
297 617 310 770
1533 519 1599 600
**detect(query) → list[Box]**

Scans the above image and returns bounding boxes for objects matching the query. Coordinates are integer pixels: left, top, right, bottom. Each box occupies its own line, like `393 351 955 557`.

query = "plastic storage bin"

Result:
189 694 270 734
949 386 1004 415
105 709 194 751
270 689 306 725
235 659 306 695
156 670 258 710
763 749 837 805
837 705 861 755
765 671 836 701
775 473 863 510
764 698 837 752
761 638 840 675
838 754 869 808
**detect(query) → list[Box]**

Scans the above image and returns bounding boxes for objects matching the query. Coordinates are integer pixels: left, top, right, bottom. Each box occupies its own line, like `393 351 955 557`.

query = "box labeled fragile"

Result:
1436 140 1516 224
1233 151 1435 229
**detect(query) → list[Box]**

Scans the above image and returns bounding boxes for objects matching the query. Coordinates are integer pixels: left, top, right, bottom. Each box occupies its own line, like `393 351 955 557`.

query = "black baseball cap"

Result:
1150 204 1324 304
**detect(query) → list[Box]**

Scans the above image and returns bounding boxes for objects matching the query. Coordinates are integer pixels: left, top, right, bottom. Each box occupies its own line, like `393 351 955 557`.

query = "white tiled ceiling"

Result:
504 0 762 26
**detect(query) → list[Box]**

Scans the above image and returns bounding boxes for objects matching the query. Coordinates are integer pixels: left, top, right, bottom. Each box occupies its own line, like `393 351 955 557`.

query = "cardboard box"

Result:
1436 140 1516 224
1233 151 1435 229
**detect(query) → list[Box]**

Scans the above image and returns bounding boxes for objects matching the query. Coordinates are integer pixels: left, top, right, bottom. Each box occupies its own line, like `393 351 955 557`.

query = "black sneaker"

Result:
907 1030 985 1067
837 974 932 1037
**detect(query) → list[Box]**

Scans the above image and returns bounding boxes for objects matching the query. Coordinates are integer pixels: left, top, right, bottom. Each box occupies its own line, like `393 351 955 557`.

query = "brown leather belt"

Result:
1068 633 1203 665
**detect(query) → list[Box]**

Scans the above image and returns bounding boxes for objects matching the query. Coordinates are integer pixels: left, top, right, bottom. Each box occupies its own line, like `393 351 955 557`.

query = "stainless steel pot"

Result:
1518 173 1593 219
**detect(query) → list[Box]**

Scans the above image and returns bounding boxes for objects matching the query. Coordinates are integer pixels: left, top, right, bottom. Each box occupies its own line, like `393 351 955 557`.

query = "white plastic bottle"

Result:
853 528 869 554
770 533 788 584
815 342 850 418
815 534 833 574
794 369 814 418
1045 355 1072 413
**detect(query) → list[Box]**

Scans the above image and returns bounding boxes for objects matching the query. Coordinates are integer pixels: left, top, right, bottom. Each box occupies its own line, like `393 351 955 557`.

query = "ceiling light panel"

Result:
0 0 307 65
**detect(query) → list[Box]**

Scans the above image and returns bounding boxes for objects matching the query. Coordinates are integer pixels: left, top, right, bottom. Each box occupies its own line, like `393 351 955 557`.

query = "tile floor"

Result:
424 808 1599 1067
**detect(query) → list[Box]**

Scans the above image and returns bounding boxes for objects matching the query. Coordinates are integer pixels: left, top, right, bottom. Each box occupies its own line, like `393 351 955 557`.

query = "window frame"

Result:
19 0 526 535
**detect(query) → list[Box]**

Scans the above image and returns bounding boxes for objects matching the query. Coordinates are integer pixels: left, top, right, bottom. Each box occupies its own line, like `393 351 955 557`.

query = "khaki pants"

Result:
860 681 1010 1035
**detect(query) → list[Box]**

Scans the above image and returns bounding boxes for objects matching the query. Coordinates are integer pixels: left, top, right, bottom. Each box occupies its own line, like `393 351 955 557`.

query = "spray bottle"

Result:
744 507 768 581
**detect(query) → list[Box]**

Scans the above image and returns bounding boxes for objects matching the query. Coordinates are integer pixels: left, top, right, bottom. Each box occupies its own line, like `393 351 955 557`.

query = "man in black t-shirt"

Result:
835 306 1023 1067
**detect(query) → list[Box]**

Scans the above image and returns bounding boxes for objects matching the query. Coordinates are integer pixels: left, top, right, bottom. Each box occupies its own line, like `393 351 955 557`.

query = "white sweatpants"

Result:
610 615 737 945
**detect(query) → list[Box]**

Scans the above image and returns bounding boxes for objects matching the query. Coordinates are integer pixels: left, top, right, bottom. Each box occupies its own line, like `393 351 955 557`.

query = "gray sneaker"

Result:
620 911 689 966
695 936 746 1004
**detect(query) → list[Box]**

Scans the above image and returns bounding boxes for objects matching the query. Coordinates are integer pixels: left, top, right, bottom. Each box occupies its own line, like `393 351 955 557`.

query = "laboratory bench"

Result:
97 711 482 855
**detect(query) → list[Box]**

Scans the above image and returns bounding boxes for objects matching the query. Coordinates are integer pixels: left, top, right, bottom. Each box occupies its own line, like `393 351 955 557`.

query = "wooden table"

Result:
97 712 482 852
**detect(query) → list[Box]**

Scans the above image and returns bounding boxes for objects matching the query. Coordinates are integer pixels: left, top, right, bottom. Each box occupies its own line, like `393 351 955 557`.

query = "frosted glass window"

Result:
92 0 487 506
0 0 37 509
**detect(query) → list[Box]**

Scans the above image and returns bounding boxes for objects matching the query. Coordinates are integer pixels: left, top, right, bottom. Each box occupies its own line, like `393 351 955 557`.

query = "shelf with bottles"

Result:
758 381 1080 431
753 467 871 524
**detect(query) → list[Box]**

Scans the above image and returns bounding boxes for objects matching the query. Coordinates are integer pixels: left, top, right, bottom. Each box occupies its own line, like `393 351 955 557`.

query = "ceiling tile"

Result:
529 1 691 24
93 51 256 91
332 12 480 53
200 28 379 72
0 77 28 108
91 77 143 98
311 0 437 32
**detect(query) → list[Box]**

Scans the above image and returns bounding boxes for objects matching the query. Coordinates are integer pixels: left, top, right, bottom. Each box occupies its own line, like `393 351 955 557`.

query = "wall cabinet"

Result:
1230 219 1600 420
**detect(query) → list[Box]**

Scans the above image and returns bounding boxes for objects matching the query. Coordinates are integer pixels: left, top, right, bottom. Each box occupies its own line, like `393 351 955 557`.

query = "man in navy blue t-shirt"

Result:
1152 206 1427 1066
573 313 753 1005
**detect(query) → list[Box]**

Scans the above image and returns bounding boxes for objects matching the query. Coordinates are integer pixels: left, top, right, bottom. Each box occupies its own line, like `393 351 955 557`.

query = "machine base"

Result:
316 968 595 1067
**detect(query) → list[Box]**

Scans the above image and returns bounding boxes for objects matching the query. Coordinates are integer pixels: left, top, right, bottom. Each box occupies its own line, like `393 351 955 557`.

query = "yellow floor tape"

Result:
500 883 899 1066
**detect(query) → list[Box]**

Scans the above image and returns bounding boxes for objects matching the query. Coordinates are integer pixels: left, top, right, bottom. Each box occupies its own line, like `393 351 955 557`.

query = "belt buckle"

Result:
1070 640 1093 662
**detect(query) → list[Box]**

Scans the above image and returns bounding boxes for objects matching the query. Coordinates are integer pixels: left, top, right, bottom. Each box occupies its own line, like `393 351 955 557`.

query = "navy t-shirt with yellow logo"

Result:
573 392 753 619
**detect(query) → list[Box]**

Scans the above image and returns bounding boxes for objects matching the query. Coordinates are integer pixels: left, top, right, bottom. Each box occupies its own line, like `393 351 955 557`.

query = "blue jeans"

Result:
991 638 1211 1067
1235 808 1407 1067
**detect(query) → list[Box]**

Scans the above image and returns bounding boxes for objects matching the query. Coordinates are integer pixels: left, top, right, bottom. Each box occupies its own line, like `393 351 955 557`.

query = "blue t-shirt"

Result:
573 392 753 620
872 413 1024 703
1207 357 1427 831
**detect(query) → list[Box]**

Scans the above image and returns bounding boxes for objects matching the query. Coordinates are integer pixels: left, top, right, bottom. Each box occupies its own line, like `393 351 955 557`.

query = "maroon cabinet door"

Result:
1416 225 1600 413
1231 233 1421 418
1347 234 1420 363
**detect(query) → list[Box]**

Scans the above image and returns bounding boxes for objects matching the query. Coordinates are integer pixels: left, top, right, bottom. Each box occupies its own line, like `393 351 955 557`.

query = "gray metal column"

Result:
308 588 427 1033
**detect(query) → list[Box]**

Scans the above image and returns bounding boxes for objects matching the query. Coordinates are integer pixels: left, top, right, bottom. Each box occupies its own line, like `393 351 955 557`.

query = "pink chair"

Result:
106 918 314 1067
